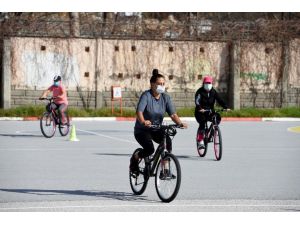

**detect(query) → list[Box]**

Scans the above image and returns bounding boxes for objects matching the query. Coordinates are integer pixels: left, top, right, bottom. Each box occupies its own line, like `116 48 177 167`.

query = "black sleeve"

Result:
215 90 228 109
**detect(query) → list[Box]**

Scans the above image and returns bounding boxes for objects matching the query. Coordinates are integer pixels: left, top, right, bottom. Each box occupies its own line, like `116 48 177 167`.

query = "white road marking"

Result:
1 204 300 210
77 128 136 144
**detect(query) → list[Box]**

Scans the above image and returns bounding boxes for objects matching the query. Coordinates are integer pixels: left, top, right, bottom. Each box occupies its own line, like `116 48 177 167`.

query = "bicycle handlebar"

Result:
201 108 229 113
149 124 183 130
39 97 57 101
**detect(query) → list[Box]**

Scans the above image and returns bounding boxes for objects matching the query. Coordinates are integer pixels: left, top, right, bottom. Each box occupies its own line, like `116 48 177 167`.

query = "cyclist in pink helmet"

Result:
194 75 230 149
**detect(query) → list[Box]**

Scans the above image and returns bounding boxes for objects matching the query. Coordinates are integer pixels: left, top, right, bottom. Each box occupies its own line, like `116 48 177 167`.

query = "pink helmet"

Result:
203 75 213 83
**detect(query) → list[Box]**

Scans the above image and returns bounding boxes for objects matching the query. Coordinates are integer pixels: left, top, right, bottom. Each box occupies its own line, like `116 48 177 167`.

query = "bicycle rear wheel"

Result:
155 153 181 203
40 112 56 138
213 126 222 161
59 112 70 136
129 149 149 195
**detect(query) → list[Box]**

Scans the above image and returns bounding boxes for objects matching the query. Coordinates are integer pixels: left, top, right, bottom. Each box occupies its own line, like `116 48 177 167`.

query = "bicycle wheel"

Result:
40 112 56 138
213 126 222 161
155 153 181 203
59 112 70 136
129 149 149 195
196 130 207 157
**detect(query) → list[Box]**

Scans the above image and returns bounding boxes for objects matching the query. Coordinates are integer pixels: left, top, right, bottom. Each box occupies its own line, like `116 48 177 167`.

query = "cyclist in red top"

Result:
39 75 68 124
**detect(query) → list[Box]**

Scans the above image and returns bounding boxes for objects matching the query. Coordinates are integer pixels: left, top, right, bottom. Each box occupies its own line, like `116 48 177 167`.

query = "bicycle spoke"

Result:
40 112 56 138
155 154 181 202
129 149 148 195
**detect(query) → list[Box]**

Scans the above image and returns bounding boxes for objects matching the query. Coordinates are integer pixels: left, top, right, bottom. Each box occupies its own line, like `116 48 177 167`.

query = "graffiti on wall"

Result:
241 72 268 81
21 51 80 88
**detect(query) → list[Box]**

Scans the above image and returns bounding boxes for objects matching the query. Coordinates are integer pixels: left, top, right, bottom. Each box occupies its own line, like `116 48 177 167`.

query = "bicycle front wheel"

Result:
40 112 56 138
59 112 70 136
129 149 149 195
155 153 181 203
196 131 207 157
213 126 222 161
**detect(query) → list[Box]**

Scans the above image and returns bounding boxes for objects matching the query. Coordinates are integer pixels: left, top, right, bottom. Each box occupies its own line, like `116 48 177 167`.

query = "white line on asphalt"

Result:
1 204 300 210
77 128 137 144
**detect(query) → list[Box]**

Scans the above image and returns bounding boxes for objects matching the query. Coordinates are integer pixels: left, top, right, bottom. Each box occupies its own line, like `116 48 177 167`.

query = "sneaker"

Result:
197 140 205 150
159 169 176 180
129 155 139 174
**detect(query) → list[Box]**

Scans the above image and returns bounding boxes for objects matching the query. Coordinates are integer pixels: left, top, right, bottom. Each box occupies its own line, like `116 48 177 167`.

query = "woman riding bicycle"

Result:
195 75 230 150
39 75 68 125
130 69 188 173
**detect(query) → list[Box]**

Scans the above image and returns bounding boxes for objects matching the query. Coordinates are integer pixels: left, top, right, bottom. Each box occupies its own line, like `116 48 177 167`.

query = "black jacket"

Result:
194 87 228 111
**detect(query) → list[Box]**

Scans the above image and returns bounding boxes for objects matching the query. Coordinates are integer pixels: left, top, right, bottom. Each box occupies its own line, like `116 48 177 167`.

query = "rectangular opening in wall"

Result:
115 46 119 51
169 75 174 80
85 47 90 52
84 72 89 77
136 74 141 79
131 46 136 51
41 46 46 51
198 74 202 80
169 46 174 52
118 73 123 78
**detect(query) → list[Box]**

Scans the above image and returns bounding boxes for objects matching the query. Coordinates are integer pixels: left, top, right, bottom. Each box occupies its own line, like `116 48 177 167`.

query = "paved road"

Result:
0 120 300 211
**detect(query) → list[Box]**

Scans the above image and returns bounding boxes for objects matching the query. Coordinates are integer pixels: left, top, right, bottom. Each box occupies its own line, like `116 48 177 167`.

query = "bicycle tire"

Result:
155 153 181 203
196 130 207 157
213 126 222 161
58 112 70 136
40 112 56 138
129 148 149 195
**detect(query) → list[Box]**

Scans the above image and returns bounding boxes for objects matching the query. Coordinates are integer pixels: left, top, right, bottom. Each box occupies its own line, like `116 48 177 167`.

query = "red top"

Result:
48 84 68 105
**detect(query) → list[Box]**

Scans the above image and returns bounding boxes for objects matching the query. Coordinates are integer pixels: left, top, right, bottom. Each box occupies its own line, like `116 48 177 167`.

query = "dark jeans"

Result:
134 130 172 158
195 111 212 133
51 103 68 123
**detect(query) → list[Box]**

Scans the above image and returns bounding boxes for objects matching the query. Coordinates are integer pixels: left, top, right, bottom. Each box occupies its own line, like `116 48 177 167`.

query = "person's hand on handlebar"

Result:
143 120 152 127
199 109 208 113
179 122 188 129
199 109 205 113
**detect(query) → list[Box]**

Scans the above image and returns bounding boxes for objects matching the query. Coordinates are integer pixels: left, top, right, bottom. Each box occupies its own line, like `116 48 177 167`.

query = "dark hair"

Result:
150 69 164 83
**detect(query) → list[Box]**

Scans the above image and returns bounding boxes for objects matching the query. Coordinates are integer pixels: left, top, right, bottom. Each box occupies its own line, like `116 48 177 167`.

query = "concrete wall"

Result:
2 37 300 109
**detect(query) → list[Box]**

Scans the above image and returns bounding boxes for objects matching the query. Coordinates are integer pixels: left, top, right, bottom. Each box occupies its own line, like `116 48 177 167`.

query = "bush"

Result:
0 106 299 118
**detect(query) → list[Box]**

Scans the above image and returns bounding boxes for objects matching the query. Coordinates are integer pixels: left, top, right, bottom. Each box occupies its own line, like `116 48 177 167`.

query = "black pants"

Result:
195 111 212 133
134 130 172 158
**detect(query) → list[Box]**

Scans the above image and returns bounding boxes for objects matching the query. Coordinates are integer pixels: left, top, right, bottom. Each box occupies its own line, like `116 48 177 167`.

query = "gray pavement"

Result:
0 120 300 211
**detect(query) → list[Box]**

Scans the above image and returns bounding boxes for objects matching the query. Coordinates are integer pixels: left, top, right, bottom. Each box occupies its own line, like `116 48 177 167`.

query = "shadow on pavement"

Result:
0 188 156 202
0 133 43 138
95 153 132 157
95 153 216 161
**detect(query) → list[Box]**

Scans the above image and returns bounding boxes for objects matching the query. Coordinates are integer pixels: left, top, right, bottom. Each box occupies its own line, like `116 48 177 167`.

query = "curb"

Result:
1 117 300 122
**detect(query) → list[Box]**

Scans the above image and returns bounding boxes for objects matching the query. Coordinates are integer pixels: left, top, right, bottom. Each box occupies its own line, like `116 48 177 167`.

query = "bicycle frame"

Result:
144 134 168 178
44 98 61 125
204 112 220 143
143 124 179 179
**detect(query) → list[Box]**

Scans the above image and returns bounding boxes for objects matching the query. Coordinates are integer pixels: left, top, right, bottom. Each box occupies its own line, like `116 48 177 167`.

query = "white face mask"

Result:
204 83 212 91
156 85 165 94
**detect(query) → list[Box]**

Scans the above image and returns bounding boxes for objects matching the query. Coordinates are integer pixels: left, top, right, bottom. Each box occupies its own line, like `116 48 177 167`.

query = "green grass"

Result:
0 106 299 117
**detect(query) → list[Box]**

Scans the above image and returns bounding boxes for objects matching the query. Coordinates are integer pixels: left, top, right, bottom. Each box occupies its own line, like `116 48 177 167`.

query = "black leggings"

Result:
195 111 212 133
134 130 172 158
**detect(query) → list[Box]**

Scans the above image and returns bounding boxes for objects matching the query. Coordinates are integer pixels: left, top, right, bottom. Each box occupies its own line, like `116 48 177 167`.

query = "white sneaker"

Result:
197 140 205 149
